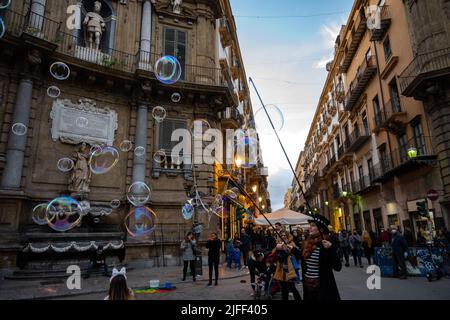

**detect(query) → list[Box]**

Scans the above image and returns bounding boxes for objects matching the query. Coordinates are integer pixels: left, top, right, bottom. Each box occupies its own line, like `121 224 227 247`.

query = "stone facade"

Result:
0 0 270 273
289 0 449 241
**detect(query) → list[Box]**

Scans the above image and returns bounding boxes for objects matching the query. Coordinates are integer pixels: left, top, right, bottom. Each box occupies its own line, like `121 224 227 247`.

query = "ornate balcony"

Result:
399 47 450 98
369 5 392 41
344 55 377 111
372 136 437 183
343 127 371 153
340 8 367 73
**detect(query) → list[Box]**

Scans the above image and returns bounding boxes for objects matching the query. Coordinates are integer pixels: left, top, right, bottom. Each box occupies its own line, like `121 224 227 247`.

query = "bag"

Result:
290 255 299 271
191 244 201 256
303 277 320 292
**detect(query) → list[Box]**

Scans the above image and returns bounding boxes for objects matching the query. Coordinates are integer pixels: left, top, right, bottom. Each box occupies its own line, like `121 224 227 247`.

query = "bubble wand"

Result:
249 77 323 238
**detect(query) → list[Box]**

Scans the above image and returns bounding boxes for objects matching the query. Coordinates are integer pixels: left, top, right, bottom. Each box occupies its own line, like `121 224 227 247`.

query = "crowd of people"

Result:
94 220 450 300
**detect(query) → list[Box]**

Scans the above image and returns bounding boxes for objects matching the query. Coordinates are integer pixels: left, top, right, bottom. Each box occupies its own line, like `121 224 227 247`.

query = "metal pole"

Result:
249 78 323 239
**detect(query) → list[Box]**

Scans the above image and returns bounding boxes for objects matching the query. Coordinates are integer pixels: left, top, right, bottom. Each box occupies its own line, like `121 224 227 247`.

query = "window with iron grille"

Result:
158 119 188 151
383 36 392 62
412 120 426 155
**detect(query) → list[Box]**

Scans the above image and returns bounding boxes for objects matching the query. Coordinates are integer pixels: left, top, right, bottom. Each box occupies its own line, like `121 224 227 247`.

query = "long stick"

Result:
220 166 287 245
249 78 324 238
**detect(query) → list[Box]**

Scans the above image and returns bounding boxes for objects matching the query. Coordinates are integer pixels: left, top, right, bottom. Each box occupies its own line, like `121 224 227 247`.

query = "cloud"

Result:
268 168 293 211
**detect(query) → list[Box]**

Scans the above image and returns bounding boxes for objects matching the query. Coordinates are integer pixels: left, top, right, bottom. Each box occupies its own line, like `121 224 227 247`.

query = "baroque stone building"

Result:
0 0 270 276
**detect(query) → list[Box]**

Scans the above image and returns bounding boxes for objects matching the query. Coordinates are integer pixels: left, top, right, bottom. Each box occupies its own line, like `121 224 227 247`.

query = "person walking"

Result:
181 231 197 282
104 267 135 300
239 228 250 268
301 214 342 301
380 228 389 247
292 230 302 249
265 229 277 252
350 231 363 268
206 232 221 286
338 230 350 267
391 227 408 279
362 230 373 265
272 231 302 301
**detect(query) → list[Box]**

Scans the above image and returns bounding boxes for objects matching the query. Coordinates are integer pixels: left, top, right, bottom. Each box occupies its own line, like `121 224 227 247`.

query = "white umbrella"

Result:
254 207 311 226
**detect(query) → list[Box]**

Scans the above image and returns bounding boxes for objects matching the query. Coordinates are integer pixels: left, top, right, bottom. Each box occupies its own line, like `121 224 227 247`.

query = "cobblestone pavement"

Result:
1 259 450 300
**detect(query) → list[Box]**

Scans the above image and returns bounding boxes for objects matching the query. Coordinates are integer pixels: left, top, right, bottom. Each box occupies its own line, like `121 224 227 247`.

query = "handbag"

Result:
303 277 320 292
191 244 201 256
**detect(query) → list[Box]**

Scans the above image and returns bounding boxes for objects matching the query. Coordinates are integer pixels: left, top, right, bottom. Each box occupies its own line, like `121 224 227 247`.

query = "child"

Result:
105 267 135 300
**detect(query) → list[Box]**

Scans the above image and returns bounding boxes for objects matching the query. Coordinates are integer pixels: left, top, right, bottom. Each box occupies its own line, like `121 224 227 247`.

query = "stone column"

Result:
1 78 33 189
139 0 152 70
108 15 117 54
132 104 148 183
29 0 46 31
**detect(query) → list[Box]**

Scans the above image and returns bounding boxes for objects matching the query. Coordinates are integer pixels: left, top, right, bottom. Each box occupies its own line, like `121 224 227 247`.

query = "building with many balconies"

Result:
289 0 448 240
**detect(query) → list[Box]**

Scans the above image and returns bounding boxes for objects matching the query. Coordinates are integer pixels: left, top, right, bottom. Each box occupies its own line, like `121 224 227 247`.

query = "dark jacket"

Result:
206 239 221 261
391 232 408 256
240 233 250 250
301 242 342 301
248 256 266 276
266 236 277 251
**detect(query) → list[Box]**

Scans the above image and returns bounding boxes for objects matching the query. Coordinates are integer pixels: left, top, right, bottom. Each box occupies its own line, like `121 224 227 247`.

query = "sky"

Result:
229 0 354 210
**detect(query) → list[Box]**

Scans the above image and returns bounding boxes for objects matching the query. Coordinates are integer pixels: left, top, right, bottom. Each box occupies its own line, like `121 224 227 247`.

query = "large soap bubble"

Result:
89 146 119 174
124 206 157 238
127 181 151 206
154 55 182 85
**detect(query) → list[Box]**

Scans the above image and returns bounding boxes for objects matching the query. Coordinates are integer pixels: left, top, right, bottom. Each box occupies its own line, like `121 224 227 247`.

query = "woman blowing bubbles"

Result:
301 214 342 301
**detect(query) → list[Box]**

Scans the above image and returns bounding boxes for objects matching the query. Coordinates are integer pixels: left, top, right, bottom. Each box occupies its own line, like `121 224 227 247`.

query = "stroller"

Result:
254 252 279 300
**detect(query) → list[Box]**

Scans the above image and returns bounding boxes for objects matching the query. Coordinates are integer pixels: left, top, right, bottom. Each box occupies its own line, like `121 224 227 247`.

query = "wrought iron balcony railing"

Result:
400 47 450 96
1 9 226 88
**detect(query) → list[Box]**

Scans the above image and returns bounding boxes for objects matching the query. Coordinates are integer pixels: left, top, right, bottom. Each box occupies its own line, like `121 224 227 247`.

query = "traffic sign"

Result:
427 189 439 201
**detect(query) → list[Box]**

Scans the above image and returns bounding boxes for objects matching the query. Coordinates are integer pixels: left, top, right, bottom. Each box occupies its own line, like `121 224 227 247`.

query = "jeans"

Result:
183 260 196 280
339 247 350 265
352 249 362 266
392 252 407 277
208 258 219 283
280 281 302 301
86 261 108 277
241 248 249 266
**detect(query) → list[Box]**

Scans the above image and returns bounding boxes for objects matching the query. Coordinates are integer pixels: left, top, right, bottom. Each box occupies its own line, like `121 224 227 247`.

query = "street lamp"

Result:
235 157 242 167
258 196 262 202
342 191 348 197
325 201 329 206
408 146 418 159
252 185 257 193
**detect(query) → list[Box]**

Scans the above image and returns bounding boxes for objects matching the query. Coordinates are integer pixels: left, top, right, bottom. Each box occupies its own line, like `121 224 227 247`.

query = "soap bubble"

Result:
47 86 60 98
0 0 11 9
45 196 83 232
0 17 4 39
124 206 157 238
89 146 119 174
57 157 74 172
119 140 133 152
171 92 181 103
49 62 70 80
32 203 51 225
110 199 121 209
154 55 182 85
254 104 284 135
127 181 151 206
90 144 103 155
223 189 237 199
152 106 166 123
134 146 146 157
153 150 166 164
11 123 27 136
182 202 194 220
